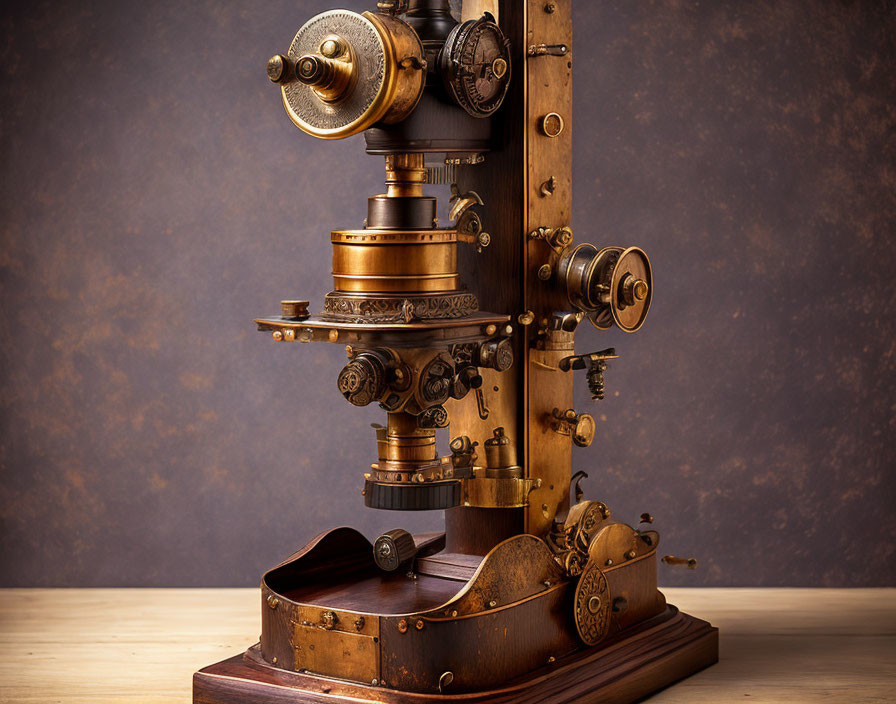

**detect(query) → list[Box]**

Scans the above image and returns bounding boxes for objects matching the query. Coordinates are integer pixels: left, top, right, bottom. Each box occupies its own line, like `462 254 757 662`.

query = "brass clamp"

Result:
558 348 619 401
450 185 490 253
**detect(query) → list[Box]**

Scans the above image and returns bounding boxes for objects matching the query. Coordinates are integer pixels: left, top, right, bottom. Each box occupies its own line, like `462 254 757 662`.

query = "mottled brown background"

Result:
1 0 894 587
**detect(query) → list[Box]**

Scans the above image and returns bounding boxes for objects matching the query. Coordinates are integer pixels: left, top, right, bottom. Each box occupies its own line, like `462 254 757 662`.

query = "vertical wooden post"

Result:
447 0 574 547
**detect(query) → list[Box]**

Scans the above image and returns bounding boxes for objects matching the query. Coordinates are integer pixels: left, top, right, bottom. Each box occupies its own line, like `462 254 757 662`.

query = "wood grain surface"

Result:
0 589 892 703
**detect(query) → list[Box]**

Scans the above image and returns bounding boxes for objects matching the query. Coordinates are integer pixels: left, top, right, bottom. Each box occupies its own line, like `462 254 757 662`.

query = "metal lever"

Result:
558 348 619 400
528 43 568 57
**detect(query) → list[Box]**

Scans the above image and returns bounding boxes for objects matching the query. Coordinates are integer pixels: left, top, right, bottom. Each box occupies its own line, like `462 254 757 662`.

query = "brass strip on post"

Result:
523 0 574 536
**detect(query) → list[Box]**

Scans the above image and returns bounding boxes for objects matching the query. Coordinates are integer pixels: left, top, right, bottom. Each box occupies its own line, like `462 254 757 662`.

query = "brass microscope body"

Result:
194 2 717 702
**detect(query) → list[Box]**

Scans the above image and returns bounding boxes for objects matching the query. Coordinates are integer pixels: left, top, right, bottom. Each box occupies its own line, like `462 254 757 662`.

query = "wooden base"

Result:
193 606 718 704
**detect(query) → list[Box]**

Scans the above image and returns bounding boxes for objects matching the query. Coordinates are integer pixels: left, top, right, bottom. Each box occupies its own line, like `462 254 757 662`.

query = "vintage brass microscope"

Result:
194 2 717 702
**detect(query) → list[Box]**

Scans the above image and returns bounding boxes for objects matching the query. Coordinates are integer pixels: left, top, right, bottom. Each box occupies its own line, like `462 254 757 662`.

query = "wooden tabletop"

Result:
0 588 893 703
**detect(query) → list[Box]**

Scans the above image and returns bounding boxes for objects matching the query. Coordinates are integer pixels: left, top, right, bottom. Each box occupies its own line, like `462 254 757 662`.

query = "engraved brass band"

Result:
332 229 459 294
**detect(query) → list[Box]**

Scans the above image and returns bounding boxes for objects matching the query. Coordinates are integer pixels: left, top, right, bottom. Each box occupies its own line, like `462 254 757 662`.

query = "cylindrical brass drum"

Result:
331 230 459 294
375 412 437 474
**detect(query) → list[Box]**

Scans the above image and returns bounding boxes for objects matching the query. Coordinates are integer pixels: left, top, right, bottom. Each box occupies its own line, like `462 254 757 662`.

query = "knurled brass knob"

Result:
281 300 309 320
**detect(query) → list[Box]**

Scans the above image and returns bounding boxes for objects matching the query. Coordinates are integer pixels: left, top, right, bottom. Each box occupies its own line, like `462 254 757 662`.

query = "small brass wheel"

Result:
573 560 611 646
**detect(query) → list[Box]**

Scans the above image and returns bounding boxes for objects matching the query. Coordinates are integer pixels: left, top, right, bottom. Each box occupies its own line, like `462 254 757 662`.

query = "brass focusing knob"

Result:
337 350 390 406
373 528 416 572
478 338 514 372
560 244 653 333
274 10 425 139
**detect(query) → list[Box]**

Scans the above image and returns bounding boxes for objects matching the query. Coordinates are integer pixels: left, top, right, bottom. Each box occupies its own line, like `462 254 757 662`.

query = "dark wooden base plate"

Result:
193 606 718 704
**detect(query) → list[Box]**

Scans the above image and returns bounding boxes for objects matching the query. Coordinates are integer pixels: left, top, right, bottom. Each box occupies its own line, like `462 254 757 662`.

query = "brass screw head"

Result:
537 264 552 280
328 329 339 342
415 619 424 630
633 278 649 301
545 2 557 12
320 38 340 58
485 324 497 336
272 330 283 341
267 54 287 82
283 329 296 341
397 619 408 633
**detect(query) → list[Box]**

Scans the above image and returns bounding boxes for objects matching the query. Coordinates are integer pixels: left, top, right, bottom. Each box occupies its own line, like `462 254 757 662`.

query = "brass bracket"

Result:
527 43 569 57
451 185 490 252
548 408 595 448
529 225 573 254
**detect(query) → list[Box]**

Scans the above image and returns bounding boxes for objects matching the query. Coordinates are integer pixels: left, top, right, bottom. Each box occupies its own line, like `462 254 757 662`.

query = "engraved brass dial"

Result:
276 10 425 139
573 560 611 646
439 13 511 118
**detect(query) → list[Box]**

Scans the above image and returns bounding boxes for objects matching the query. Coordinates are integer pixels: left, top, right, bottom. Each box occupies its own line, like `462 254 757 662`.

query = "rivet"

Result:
328 329 338 342
272 330 283 341
283 328 296 341
504 325 513 335
626 550 637 559
547 655 556 663
398 619 408 633
272 656 278 664
371 678 379 686
415 619 424 630
544 2 556 12
537 264 552 280
485 324 497 335
320 38 339 58
489 600 497 608
266 594 279 609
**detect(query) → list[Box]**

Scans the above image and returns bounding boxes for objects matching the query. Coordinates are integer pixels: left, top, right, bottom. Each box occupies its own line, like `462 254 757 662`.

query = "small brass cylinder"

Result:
295 52 355 103
385 153 427 198
378 412 437 471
